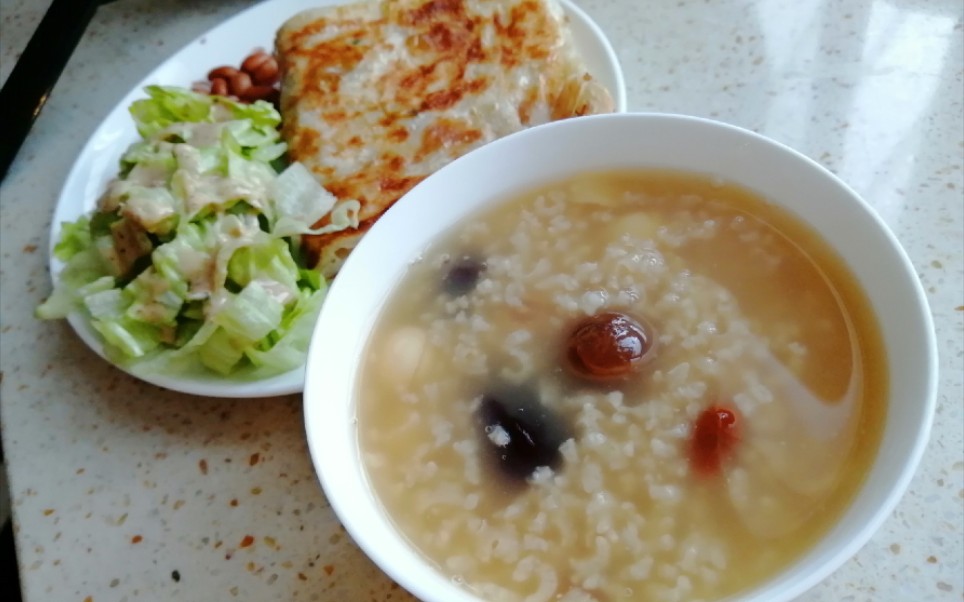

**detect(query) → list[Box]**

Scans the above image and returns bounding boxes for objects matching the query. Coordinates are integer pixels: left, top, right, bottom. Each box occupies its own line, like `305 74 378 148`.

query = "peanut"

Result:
250 58 279 86
241 51 271 74
228 71 253 96
210 77 229 96
239 85 277 102
207 65 240 81
202 49 281 104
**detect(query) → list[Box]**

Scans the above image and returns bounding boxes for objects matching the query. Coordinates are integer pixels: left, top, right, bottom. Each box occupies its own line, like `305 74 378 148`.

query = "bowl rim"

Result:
302 111 938 602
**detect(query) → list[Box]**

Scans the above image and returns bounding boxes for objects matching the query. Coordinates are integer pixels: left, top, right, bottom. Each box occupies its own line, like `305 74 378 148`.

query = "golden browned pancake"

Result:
276 0 614 277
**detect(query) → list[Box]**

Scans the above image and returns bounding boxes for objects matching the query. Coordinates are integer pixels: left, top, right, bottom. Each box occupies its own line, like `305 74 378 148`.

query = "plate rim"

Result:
46 0 628 399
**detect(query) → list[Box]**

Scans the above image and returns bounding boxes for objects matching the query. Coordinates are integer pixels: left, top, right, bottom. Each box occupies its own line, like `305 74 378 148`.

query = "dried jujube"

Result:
565 311 653 381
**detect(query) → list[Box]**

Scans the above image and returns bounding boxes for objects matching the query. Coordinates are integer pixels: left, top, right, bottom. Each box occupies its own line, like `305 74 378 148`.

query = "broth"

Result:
355 170 887 602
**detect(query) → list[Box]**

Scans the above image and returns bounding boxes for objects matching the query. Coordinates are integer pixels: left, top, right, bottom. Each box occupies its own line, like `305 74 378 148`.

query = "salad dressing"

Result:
36 86 352 377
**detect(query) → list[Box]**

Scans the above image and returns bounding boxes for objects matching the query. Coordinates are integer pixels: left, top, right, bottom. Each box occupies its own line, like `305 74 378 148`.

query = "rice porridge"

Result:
355 170 887 602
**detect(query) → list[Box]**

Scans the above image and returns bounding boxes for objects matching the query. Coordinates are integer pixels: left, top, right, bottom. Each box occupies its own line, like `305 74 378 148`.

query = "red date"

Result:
565 312 652 381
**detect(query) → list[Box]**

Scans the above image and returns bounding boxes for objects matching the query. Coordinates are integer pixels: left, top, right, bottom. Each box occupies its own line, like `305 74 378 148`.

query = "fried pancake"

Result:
276 0 614 277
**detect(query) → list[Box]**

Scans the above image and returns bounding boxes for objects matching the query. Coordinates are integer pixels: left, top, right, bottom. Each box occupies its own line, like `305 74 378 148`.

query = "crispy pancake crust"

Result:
276 0 614 276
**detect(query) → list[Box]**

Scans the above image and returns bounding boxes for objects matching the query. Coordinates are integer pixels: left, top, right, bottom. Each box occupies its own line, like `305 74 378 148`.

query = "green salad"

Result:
37 86 358 378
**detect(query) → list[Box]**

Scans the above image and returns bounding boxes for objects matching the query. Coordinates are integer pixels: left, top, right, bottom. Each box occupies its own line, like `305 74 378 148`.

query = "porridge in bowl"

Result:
356 170 887 602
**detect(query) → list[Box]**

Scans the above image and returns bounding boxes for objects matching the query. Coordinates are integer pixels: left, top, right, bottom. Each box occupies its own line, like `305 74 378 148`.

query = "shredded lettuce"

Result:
227 238 300 302
53 216 92 261
37 86 353 381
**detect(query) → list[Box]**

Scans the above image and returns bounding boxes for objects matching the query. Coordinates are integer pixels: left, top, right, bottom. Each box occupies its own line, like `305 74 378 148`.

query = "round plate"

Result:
47 0 628 398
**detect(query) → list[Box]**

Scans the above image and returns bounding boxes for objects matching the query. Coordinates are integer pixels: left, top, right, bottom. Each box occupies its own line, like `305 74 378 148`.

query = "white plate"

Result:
47 0 627 399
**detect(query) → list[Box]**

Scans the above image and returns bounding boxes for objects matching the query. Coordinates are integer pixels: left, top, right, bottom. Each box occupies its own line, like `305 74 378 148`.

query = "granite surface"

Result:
0 0 962 600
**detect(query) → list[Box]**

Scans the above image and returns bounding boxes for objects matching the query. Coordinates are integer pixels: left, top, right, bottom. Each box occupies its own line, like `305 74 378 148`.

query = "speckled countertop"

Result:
0 0 961 600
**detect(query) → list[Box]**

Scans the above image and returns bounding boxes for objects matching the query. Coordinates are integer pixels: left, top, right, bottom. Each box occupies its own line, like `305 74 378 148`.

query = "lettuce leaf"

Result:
38 85 354 381
53 216 92 261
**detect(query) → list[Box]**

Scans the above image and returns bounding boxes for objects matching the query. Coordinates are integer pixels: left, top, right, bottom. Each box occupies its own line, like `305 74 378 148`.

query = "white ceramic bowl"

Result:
303 113 938 602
